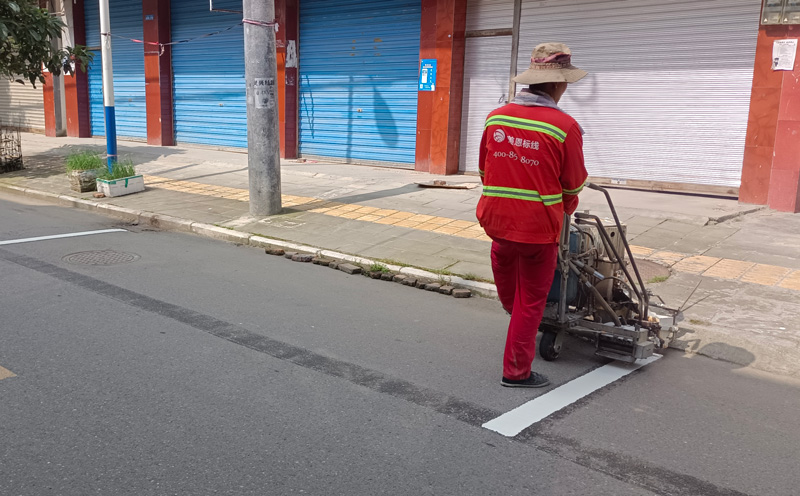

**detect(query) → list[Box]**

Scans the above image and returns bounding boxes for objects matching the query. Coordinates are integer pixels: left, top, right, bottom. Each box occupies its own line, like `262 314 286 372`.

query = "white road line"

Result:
483 354 662 437
0 229 127 246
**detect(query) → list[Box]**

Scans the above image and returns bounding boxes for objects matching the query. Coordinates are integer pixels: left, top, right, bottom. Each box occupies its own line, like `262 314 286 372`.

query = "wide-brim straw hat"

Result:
513 42 588 85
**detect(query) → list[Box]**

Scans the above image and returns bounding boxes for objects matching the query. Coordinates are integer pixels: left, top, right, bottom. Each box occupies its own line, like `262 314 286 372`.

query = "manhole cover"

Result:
633 258 671 282
63 250 140 266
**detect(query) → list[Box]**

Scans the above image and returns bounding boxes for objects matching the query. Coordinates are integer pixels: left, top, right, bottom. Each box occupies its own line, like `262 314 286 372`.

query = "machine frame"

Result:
538 183 682 363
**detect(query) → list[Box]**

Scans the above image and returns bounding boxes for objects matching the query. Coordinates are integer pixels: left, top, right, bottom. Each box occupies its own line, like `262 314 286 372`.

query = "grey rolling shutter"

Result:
518 0 761 189
459 0 514 172
0 79 45 131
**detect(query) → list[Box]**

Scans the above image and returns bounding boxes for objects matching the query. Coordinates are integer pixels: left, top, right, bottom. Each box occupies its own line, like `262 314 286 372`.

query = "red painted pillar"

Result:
414 0 467 175
64 0 91 138
142 0 174 146
276 0 299 159
741 24 800 213
42 72 58 137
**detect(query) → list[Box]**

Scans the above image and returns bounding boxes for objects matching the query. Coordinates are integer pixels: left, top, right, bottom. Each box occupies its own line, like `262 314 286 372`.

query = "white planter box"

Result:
96 175 145 197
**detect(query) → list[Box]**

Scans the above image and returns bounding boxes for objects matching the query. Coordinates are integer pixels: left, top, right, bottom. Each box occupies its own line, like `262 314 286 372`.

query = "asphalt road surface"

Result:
1 191 799 496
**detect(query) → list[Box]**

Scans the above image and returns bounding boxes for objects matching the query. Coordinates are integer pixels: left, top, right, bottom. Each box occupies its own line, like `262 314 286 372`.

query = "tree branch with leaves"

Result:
1 0 93 87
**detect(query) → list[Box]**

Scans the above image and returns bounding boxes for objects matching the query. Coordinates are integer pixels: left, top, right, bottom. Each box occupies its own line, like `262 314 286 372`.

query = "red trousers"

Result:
490 238 559 380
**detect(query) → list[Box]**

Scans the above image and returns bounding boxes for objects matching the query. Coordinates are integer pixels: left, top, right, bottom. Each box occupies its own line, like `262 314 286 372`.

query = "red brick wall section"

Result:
142 0 174 146
741 24 800 213
276 0 299 159
64 0 91 137
414 0 467 175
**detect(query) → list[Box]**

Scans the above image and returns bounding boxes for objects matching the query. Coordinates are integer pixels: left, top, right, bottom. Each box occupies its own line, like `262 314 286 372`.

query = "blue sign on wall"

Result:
419 59 437 91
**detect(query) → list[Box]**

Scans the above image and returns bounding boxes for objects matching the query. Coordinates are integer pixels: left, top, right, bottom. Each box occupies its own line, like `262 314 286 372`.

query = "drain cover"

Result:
633 259 671 282
63 250 140 266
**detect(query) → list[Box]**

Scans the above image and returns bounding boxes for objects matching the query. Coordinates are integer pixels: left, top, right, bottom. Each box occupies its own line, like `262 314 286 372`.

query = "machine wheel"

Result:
539 331 563 361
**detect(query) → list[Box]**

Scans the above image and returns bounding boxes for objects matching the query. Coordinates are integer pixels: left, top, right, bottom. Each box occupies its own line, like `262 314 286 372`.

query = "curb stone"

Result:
191 223 252 244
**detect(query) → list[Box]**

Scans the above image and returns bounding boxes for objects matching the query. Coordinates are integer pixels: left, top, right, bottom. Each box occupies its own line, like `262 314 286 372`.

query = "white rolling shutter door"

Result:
0 79 45 131
518 0 761 189
459 0 514 172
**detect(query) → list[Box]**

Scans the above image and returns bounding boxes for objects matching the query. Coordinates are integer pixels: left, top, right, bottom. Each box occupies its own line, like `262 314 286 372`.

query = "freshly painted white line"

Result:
0 229 127 246
483 354 662 437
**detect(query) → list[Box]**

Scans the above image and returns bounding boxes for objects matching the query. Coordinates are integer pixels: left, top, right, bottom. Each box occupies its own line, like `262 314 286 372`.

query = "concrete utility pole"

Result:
99 0 117 171
243 0 282 216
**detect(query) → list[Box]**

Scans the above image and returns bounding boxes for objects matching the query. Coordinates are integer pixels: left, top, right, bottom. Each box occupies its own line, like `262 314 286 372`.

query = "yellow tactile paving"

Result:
140 174 800 291
702 259 755 280
373 209 399 217
394 220 424 228
338 211 365 219
778 271 800 291
415 222 444 231
383 211 416 221
648 251 686 266
629 245 655 257
407 214 436 223
433 225 467 235
0 366 16 381
355 214 382 222
740 264 792 286
672 255 722 275
374 217 402 225
448 220 479 229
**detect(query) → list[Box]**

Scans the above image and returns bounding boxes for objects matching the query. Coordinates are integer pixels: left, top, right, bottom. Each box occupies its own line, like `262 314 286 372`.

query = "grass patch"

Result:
648 275 669 284
372 257 409 268
461 272 494 284
97 159 137 181
369 263 391 273
430 268 453 276
65 150 103 171
689 318 712 326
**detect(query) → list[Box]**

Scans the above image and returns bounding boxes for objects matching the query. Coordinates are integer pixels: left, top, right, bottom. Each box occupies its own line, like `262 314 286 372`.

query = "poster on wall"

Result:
419 59 437 91
772 39 798 71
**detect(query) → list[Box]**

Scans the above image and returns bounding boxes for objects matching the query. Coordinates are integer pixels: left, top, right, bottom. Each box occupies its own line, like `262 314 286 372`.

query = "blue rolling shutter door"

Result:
84 0 146 139
299 0 420 165
171 0 246 148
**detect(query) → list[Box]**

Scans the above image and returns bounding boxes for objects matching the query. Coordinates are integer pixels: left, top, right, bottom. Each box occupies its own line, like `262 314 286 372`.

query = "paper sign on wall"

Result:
772 39 798 71
419 59 437 91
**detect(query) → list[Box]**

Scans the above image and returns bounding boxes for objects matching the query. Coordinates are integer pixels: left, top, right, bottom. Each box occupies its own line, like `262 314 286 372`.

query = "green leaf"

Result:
8 2 20 13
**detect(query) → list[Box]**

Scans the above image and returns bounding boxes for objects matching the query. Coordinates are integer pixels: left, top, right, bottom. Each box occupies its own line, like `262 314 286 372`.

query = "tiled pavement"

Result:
143 173 800 291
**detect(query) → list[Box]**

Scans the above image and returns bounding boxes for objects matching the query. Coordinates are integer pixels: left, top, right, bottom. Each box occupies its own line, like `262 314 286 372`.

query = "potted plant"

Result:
65 150 103 192
96 160 145 197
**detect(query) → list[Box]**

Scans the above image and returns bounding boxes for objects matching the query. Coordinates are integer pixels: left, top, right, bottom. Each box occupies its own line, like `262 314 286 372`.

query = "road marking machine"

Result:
539 183 683 362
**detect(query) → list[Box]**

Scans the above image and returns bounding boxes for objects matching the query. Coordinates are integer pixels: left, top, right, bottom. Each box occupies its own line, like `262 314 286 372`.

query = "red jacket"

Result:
476 100 588 244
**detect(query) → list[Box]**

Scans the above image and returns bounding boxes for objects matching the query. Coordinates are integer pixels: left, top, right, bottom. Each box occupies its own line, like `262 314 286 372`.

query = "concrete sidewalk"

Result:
3 133 800 378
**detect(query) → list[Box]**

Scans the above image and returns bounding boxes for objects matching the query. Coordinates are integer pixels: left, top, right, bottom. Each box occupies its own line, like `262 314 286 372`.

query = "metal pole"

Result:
243 0 282 216
508 0 522 103
99 0 117 172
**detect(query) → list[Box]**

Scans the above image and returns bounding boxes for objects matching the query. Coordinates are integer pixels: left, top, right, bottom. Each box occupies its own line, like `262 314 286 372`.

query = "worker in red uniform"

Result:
477 42 588 388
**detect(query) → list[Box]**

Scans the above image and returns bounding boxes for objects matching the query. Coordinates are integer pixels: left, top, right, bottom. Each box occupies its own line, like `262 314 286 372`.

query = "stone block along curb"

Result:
338 263 362 275
292 254 314 263
452 289 472 298
0 184 498 297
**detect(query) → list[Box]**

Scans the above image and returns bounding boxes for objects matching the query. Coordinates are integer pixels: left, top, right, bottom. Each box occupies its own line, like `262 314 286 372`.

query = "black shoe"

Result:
501 372 551 388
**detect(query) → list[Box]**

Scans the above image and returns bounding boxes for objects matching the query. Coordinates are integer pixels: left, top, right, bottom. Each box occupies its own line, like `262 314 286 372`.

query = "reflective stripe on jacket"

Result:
476 102 588 244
